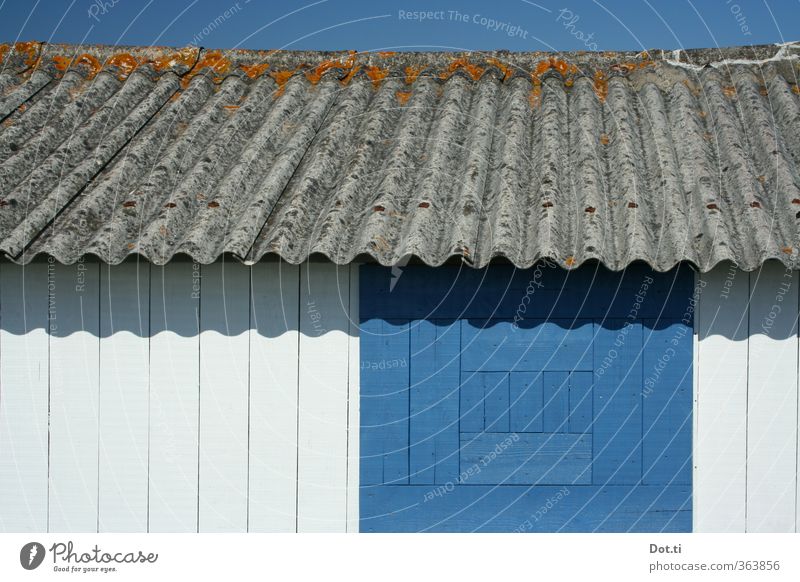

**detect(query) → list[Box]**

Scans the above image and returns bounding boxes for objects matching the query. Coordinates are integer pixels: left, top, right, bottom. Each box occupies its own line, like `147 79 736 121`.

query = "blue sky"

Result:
0 0 798 52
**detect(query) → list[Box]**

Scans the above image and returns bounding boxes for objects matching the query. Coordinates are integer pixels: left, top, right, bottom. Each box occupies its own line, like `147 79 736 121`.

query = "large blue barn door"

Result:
360 263 693 532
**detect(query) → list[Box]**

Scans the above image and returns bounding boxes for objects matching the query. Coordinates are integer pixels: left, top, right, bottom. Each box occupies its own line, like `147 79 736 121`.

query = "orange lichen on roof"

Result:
534 60 550 76
793 85 800 94
722 85 736 98
534 57 578 77
269 67 299 96
106 53 139 79
593 70 608 102
441 57 484 81
75 53 102 78
14 41 41 67
305 50 357 85
529 78 542 108
486 57 513 81
564 256 577 267
193 50 231 74
0 44 9 62
365 65 389 88
53 55 71 72
404 65 423 85
239 62 269 79
531 57 579 89
270 69 295 86
152 47 198 71
782 246 793 255
611 62 637 74
51 53 103 79
340 65 361 85
377 51 396 57
599 133 610 145
553 60 574 76
395 90 412 104
179 50 231 88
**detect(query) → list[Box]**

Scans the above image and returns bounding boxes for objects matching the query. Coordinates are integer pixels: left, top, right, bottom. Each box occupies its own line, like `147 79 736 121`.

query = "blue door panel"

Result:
542 371 571 432
569 372 593 433
509 372 544 432
360 318 410 485
360 485 692 532
360 264 694 532
641 319 693 485
360 263 696 320
459 372 487 432
592 319 644 485
459 433 592 485
409 319 461 485
461 319 594 372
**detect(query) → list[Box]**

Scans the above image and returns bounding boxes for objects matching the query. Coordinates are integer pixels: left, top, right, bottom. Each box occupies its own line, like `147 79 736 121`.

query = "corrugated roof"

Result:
1 41 800 271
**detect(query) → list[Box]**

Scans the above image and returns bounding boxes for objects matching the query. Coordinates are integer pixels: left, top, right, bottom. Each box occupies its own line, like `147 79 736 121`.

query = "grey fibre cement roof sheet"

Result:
1 42 800 271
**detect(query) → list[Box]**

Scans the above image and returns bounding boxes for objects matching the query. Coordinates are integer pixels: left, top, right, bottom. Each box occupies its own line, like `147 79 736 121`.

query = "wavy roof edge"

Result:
1 249 797 274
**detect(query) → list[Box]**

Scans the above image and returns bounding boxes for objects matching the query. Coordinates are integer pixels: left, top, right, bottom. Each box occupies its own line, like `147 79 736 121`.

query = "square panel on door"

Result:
360 264 693 532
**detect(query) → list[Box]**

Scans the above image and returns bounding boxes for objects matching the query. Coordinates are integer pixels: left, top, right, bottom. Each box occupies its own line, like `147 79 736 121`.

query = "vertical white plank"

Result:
98 261 149 532
248 262 299 532
297 261 350 532
149 262 200 532
695 264 748 532
49 259 100 532
346 263 360 533
747 262 798 532
0 262 49 532
199 260 249 532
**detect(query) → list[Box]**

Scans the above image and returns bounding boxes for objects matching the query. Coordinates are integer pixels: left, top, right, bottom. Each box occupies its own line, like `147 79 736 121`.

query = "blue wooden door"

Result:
360 263 693 532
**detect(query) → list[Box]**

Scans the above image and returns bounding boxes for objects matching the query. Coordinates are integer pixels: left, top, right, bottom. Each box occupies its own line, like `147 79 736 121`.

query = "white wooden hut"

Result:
0 42 799 532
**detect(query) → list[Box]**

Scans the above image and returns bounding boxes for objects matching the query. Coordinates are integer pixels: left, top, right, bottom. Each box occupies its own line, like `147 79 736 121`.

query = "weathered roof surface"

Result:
1 41 800 271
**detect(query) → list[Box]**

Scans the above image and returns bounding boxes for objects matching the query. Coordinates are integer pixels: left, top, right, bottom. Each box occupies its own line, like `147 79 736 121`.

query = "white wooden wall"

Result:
3 258 799 533
0 259 359 533
696 261 800 532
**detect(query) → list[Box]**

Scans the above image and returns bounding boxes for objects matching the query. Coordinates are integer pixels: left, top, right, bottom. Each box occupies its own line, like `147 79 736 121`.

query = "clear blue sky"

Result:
0 0 798 52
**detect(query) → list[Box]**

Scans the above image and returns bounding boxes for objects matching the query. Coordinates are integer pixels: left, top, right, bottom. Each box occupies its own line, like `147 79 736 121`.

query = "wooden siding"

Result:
98 262 150 532
297 262 352 532
696 262 800 532
248 262 300 532
198 262 250 532
49 260 100 532
0 260 358 533
148 262 200 532
0 261 49 532
2 259 799 532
